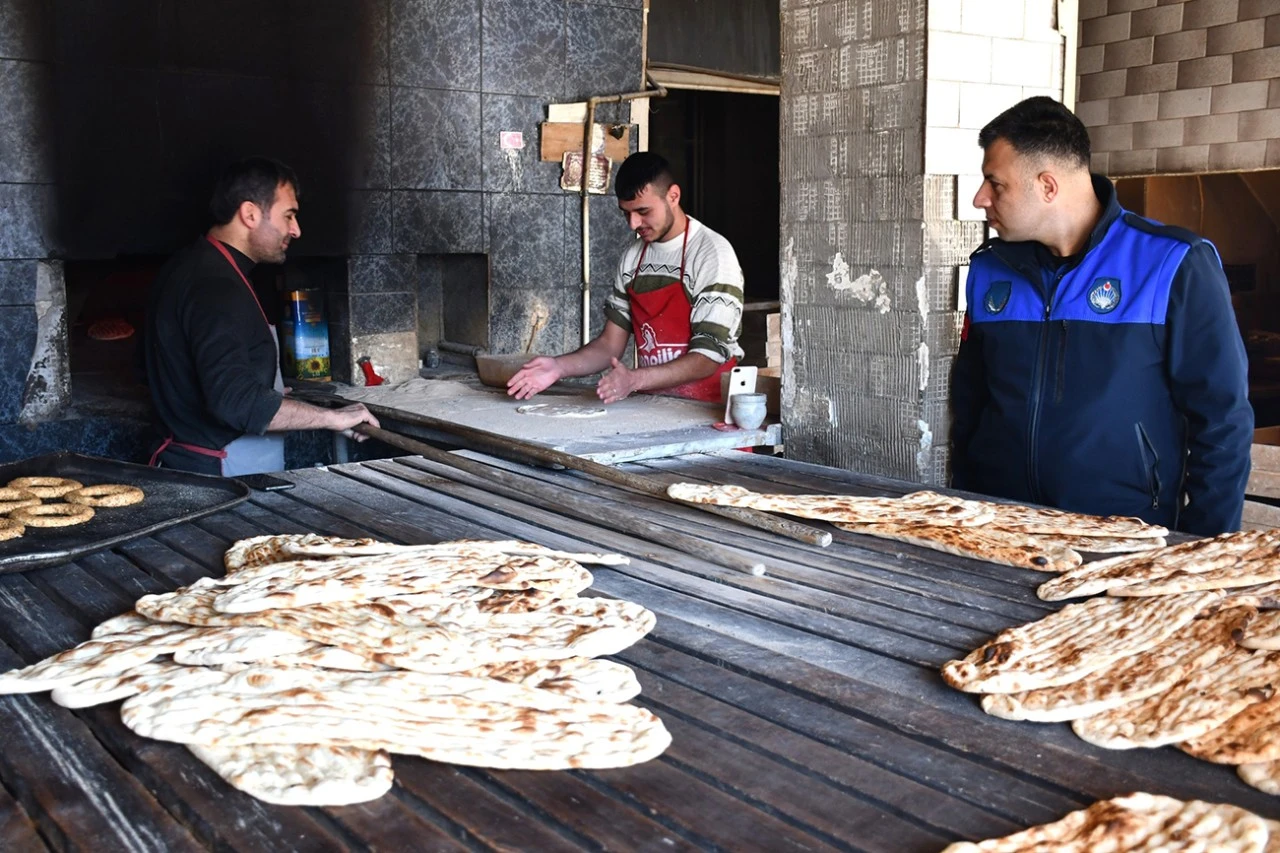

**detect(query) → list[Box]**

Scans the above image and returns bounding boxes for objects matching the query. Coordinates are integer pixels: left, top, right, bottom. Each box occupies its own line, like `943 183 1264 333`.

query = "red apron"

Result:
629 227 735 402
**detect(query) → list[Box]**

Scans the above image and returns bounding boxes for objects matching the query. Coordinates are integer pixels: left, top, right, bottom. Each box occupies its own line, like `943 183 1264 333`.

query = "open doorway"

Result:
647 87 780 370
648 89 779 303
1115 171 1280 427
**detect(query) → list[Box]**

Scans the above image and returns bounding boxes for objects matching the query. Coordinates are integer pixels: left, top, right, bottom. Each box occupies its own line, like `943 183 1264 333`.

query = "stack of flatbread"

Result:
1038 529 1280 601
0 534 669 807
666 483 1168 571
942 792 1279 852
941 529 1280 795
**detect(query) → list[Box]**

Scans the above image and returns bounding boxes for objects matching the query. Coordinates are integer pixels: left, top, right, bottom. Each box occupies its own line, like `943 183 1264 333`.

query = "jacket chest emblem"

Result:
1087 277 1122 314
983 281 1011 315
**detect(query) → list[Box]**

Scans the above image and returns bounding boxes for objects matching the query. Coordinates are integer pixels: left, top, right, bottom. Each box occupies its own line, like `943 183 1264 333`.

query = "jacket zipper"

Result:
1054 320 1068 405
1027 268 1067 503
1135 422 1162 509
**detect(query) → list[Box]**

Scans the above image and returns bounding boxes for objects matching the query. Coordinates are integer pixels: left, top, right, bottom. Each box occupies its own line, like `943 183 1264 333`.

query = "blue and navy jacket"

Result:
950 176 1252 535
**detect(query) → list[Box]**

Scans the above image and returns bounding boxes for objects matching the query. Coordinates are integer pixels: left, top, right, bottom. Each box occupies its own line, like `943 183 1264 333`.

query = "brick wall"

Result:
921 0 1065 482
925 0 1064 176
1078 0 1280 175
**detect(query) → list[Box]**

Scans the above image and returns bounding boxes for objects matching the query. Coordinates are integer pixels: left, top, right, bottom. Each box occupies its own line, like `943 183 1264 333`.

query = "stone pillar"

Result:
18 261 69 423
0 1 58 425
779 0 930 479
780 0 1065 484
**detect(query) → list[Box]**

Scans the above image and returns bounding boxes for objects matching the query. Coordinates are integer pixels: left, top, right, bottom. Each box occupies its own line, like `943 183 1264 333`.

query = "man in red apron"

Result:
508 152 744 405
145 157 378 476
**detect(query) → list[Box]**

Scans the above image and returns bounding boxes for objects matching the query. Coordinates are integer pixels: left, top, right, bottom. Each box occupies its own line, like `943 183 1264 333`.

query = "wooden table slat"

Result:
0 771 50 852
438 454 1050 629
620 641 1082 828
322 791 470 851
392 764 594 853
0 646 205 852
652 709 951 851
75 548 179 600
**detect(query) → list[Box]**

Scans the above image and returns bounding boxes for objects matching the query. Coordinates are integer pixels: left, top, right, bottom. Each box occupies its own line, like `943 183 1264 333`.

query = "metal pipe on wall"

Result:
437 340 486 357
577 76 668 346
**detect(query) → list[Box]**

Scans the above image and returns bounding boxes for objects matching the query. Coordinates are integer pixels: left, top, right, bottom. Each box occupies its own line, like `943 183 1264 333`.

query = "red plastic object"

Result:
357 357 385 387
87 318 135 341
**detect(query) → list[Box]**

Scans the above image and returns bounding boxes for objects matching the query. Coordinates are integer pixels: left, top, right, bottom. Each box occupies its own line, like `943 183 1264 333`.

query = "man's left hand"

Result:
597 358 639 404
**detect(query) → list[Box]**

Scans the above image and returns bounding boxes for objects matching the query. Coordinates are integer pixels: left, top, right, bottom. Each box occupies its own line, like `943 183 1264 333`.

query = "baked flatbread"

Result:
212 552 592 613
940 792 1270 853
140 582 655 674
50 660 226 709
1225 580 1280 611
1112 558 1280 598
1239 761 1280 796
138 578 479 628
223 535 296 573
219 653 641 703
476 589 559 614
835 521 1081 571
980 504 1167 539
1238 609 1280 651
121 667 671 771
0 623 210 694
247 645 394 673
1071 645 1280 749
981 607 1250 722
90 611 160 639
284 534 624 562
172 627 319 667
1035 535 1166 554
1038 530 1280 601
941 591 1220 694
188 743 393 807
464 657 642 703
666 484 998 527
223 534 628 574
1179 692 1280 764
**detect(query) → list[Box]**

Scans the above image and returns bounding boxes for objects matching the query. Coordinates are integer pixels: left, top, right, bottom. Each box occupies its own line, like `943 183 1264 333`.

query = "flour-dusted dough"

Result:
516 403 607 418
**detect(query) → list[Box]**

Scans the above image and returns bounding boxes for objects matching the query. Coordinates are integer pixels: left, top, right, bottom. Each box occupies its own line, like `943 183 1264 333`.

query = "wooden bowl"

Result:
476 353 535 388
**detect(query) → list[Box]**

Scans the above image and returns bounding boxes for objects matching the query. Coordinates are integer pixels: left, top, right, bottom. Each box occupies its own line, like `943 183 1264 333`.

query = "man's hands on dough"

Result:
507 356 563 400
596 358 639 404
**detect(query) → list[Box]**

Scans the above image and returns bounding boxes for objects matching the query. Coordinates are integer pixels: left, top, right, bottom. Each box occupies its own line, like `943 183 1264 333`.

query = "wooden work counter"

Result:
0 451 1273 851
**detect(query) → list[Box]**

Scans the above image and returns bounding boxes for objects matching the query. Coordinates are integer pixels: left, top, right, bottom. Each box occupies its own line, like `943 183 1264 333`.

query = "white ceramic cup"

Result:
730 393 768 430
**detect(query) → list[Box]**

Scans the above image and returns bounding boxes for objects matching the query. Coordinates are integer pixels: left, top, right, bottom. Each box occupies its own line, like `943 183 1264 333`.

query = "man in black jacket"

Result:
146 157 377 475
951 97 1252 535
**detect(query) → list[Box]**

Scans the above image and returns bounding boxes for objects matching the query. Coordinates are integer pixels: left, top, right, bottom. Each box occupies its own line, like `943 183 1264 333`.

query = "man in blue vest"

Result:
950 97 1252 535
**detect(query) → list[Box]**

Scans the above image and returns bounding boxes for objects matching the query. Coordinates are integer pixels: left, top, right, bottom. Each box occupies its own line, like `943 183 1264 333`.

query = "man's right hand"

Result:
326 403 380 441
507 356 562 400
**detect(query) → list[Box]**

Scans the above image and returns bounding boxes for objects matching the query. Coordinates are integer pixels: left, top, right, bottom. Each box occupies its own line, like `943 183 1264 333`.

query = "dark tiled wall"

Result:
0 0 646 442
362 0 645 361
0 0 52 433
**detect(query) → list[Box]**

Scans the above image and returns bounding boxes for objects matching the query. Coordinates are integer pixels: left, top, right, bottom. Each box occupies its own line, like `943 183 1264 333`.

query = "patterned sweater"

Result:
604 217 745 363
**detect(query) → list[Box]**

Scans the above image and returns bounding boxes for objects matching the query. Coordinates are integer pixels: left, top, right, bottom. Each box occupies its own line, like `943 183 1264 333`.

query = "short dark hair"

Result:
978 97 1092 169
209 157 299 225
615 152 675 201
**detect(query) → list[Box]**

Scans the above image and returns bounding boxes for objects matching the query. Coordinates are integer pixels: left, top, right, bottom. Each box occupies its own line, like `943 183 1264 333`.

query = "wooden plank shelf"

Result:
0 450 1271 850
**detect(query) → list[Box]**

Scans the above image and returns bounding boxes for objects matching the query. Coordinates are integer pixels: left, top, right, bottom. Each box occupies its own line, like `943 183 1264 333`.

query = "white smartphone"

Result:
723 366 758 425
